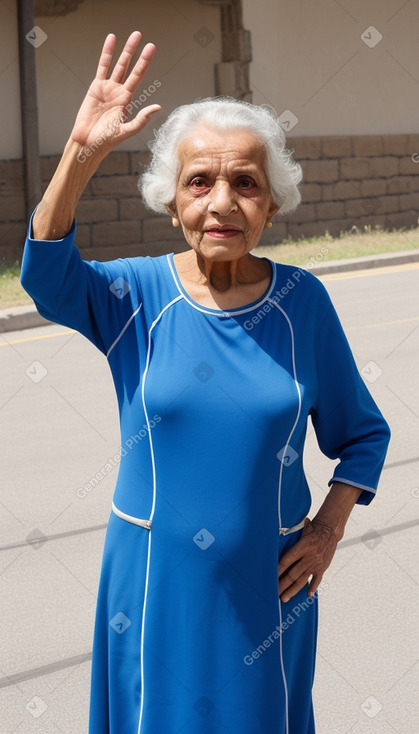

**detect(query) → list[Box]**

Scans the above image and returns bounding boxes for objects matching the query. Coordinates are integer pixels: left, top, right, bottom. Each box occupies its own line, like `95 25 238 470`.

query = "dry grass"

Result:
0 262 31 310
255 224 419 265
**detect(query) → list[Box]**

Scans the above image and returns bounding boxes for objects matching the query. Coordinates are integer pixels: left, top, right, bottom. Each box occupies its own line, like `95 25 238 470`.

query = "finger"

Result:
140 42 157 62
277 543 305 577
119 104 161 140
307 573 322 598
96 33 116 80
124 43 157 95
278 558 311 595
110 31 143 84
279 574 310 603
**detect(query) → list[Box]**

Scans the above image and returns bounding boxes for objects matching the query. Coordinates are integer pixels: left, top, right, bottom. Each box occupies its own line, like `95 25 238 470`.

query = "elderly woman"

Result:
21 31 390 734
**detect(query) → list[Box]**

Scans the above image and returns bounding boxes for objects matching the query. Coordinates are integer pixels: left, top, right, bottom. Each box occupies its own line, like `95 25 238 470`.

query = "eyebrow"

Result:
183 164 260 179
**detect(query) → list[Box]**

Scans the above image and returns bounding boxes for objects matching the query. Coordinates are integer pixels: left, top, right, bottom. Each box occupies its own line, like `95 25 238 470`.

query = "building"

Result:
1 0 418 263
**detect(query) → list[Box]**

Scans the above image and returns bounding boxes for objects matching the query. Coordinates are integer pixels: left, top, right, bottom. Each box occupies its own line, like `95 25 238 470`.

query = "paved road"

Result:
1 262 418 733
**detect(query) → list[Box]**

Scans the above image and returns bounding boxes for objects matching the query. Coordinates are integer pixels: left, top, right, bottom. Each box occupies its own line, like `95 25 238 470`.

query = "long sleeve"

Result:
20 212 144 356
310 292 391 505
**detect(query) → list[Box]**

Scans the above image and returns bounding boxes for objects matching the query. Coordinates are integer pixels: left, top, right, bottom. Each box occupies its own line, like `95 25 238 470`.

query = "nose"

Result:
207 181 237 216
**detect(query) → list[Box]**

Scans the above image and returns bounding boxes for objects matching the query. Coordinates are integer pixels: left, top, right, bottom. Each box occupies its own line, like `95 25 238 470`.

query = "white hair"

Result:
138 97 302 215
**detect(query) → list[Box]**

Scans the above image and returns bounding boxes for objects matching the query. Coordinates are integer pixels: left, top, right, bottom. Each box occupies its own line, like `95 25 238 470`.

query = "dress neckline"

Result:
166 253 277 316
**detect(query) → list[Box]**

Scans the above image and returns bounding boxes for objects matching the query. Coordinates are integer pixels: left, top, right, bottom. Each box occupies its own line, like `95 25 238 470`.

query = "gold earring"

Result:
266 220 273 228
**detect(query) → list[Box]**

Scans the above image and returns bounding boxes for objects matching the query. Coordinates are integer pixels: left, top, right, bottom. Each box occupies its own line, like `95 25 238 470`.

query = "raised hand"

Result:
32 31 161 239
71 31 161 158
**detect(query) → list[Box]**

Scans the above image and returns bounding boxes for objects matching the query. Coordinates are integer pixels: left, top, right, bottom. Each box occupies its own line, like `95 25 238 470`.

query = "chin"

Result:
200 245 247 261
193 235 252 260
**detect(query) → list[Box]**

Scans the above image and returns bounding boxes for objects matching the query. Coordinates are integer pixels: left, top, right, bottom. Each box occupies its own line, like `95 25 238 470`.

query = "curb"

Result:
310 248 419 276
1 249 418 334
0 304 52 334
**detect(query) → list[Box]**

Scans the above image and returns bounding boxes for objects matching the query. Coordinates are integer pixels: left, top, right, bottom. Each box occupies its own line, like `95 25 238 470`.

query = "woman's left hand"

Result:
277 517 338 602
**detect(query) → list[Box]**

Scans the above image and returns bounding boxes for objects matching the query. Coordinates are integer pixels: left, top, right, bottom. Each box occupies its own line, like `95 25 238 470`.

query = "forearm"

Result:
33 138 104 241
313 482 362 541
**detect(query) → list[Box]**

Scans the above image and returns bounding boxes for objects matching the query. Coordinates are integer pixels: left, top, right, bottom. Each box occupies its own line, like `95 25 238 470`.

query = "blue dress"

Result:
21 218 390 734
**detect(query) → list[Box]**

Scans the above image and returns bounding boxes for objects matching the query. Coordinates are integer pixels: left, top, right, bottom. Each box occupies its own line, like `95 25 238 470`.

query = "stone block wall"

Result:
1 134 418 264
260 133 419 248
0 160 27 264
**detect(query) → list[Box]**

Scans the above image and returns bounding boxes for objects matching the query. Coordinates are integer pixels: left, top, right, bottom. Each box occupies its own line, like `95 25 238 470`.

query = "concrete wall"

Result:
5 0 418 158
0 0 221 159
242 0 419 136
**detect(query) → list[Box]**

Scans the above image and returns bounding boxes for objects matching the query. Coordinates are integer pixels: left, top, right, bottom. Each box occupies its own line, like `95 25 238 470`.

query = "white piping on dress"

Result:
167 254 278 316
268 300 302 537
278 595 289 734
268 298 302 734
111 502 151 530
279 519 305 535
106 303 143 357
111 501 303 536
137 295 182 734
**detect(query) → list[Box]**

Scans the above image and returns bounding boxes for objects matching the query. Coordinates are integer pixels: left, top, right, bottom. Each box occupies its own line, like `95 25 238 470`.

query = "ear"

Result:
164 203 180 228
267 201 280 220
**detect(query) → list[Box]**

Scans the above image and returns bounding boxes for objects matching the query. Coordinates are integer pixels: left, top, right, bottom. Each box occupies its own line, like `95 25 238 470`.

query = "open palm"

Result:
71 31 160 155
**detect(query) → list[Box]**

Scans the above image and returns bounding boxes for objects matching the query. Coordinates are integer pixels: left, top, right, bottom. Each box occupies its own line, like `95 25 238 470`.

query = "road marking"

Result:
347 315 419 331
0 330 75 347
320 262 419 281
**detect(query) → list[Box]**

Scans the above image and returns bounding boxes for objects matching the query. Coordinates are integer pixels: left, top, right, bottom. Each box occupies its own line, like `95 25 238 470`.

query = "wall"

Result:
0 0 221 159
0 0 220 261
2 133 418 263
5 0 419 158
0 0 21 160
261 133 419 248
1 0 418 263
242 0 419 136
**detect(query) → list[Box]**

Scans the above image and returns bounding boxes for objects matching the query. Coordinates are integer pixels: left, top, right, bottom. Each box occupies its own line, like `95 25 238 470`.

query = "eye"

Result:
237 177 256 189
189 177 207 188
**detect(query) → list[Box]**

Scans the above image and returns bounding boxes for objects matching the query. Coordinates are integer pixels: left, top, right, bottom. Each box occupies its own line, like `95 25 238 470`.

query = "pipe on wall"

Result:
17 0 42 220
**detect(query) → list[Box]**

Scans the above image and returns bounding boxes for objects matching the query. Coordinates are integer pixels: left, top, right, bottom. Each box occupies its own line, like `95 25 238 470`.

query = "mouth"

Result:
204 226 242 239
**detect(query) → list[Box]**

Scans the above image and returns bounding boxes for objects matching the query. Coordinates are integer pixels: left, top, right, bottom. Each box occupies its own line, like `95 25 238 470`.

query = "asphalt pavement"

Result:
0 261 418 733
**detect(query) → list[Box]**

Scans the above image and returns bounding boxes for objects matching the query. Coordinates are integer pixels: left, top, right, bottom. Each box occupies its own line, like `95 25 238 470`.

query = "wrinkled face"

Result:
167 126 279 261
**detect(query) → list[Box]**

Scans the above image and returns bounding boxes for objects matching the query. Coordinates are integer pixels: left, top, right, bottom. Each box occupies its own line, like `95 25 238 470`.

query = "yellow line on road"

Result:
320 262 419 281
0 330 75 347
347 315 419 331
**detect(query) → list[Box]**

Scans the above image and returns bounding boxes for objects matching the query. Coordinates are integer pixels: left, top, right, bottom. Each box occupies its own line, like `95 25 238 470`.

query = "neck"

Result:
179 249 266 293
196 253 244 292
